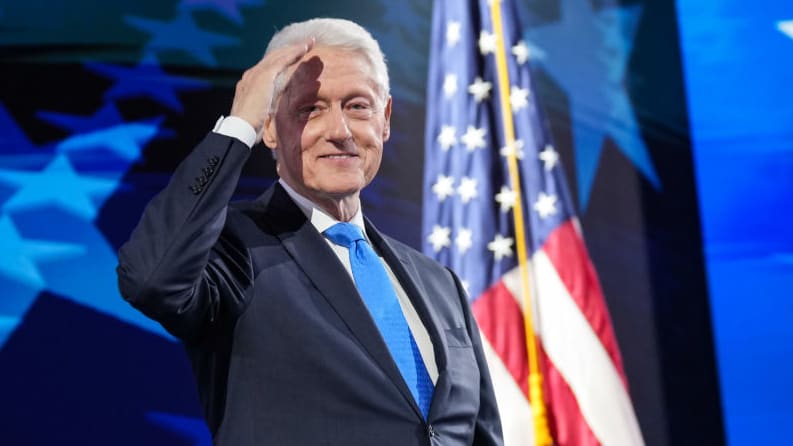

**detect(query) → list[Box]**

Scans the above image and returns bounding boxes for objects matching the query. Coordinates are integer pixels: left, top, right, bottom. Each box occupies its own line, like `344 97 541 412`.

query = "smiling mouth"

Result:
321 154 358 159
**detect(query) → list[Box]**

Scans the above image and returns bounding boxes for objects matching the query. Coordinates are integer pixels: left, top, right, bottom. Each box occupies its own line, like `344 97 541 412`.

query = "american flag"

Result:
421 1 644 445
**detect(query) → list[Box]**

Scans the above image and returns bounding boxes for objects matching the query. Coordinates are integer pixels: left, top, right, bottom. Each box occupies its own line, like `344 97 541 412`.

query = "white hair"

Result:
265 18 390 107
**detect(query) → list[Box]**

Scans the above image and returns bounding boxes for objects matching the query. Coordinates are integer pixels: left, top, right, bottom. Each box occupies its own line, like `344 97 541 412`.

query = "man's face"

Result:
264 46 391 208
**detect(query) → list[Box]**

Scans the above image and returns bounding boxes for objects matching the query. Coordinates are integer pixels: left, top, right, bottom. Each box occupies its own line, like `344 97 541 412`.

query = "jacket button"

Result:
202 166 215 176
196 175 208 186
208 156 219 166
190 185 201 195
427 424 436 438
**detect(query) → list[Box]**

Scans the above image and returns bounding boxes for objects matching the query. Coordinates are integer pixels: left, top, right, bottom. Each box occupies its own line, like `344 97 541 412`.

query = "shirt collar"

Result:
278 178 367 237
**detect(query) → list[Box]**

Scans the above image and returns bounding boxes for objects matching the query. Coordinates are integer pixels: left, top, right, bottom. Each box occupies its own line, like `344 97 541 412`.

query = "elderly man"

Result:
117 18 503 446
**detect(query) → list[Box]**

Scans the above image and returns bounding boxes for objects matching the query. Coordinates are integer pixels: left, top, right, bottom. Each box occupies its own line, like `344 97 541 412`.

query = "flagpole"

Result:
488 2 553 445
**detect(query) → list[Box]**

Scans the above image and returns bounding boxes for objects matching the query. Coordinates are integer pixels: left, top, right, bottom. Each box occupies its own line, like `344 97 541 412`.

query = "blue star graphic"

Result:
526 0 660 210
125 10 240 67
38 103 165 161
86 61 209 113
0 103 55 169
179 0 265 25
0 315 18 346
0 214 84 348
55 119 165 161
0 155 118 221
0 104 35 155
0 214 84 290
38 103 125 134
146 411 211 446
28 209 174 342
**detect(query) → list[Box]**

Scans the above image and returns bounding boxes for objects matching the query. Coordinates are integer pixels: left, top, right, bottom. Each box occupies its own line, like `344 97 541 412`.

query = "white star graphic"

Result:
499 139 525 160
494 186 517 212
432 175 455 202
460 125 487 151
777 20 793 39
443 73 458 99
457 177 479 204
427 225 452 252
539 144 559 171
437 125 457 151
512 40 530 64
478 30 498 55
510 85 530 111
468 77 493 103
447 21 462 47
455 228 473 254
533 192 558 219
488 234 514 261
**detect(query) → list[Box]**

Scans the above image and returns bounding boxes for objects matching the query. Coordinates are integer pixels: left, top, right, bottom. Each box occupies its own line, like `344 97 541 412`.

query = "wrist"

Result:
213 116 257 148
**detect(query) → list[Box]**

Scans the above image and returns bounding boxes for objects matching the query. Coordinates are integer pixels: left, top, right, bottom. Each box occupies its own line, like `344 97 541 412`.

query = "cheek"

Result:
298 123 324 154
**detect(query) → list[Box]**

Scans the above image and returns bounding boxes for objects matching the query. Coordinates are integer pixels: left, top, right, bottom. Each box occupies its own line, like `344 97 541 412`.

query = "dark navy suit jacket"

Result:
117 133 503 445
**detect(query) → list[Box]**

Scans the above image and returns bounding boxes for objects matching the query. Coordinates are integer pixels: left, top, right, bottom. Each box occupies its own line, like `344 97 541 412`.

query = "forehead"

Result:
284 47 380 99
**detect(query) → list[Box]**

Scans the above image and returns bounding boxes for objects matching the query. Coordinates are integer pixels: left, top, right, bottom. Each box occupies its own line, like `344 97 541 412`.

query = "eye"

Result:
298 103 325 119
346 100 374 119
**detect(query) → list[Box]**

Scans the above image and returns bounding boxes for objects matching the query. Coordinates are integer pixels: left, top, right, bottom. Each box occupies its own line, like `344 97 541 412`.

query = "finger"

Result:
262 37 315 73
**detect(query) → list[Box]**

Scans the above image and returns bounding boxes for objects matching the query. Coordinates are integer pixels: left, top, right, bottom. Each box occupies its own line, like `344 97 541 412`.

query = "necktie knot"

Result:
324 222 365 249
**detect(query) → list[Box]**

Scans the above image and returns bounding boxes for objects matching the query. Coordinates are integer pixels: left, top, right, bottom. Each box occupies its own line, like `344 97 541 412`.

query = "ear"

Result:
382 95 392 142
262 113 278 149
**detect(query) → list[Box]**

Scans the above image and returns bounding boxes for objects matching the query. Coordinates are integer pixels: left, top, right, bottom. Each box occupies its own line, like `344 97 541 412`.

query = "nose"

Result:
325 103 352 144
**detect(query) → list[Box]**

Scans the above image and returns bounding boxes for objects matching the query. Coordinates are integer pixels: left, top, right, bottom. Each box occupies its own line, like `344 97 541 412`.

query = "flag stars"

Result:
478 30 498 55
443 73 458 99
533 192 558 219
494 186 517 212
457 177 479 204
488 234 514 261
461 125 487 151
432 174 455 202
539 144 559 171
468 77 493 103
437 125 457 151
427 225 452 252
455 228 473 254
500 139 525 160
510 85 530 111
446 21 462 47
512 40 530 64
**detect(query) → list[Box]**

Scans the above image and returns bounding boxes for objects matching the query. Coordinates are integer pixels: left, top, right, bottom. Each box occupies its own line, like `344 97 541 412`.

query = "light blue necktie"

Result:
324 222 434 419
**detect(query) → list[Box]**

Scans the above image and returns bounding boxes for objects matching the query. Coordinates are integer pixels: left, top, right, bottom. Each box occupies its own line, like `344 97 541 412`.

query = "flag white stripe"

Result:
532 250 645 445
481 334 534 446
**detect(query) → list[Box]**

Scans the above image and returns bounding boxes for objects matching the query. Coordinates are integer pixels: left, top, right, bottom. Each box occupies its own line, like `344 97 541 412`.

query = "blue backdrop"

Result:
0 1 789 444
678 1 793 444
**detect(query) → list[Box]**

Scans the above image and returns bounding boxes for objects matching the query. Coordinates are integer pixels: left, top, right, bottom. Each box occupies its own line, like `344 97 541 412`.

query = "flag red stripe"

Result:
540 346 602 446
543 221 627 384
473 277 606 446
472 281 528 395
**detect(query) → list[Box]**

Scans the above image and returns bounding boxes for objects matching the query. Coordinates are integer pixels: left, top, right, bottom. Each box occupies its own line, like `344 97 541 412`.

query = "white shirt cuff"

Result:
213 115 257 149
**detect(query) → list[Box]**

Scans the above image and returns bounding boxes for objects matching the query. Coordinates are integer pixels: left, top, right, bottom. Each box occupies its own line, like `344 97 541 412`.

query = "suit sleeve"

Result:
448 268 505 446
116 133 253 342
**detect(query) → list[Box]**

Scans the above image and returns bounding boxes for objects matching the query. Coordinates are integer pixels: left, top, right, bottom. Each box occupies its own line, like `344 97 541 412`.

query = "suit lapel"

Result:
259 184 423 419
365 218 452 420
